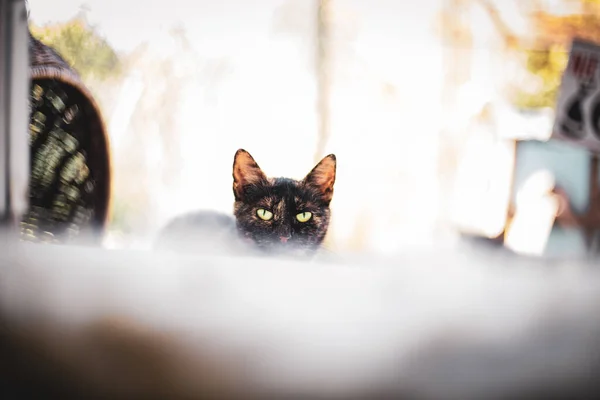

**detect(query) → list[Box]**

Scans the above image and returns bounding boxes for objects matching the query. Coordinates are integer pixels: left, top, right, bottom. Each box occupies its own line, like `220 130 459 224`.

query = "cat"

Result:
156 149 337 258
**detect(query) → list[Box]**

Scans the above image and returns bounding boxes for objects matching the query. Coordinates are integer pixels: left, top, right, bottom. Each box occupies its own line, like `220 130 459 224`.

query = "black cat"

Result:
156 149 337 258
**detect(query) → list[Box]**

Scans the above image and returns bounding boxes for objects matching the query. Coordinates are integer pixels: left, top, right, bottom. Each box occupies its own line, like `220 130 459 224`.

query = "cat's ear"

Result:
233 149 268 201
303 154 336 204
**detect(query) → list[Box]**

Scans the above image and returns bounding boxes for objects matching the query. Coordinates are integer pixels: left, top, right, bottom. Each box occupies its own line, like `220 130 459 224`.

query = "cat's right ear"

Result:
233 149 268 201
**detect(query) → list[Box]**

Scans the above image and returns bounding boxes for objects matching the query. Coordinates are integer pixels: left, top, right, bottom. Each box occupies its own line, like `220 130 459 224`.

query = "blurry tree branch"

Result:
314 0 332 164
272 0 368 163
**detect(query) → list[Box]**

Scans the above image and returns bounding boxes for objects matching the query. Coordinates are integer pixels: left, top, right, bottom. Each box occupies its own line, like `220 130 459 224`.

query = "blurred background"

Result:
25 0 600 255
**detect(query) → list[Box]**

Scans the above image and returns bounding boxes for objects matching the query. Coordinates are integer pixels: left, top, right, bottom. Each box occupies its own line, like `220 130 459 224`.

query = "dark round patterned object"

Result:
560 88 590 140
21 33 111 245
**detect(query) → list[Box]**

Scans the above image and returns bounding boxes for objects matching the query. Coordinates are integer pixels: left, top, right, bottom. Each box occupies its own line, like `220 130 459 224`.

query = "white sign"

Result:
553 38 600 152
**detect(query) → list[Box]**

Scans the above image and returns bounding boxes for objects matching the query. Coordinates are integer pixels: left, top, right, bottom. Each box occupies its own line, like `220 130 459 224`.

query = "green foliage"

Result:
510 1 600 110
29 15 121 81
511 46 569 110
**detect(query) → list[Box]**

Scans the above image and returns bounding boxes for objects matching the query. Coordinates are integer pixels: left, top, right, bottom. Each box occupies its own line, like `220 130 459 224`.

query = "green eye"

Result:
296 211 312 223
257 208 273 221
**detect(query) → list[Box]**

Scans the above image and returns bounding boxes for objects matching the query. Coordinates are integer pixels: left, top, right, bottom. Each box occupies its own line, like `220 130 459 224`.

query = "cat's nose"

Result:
279 236 290 243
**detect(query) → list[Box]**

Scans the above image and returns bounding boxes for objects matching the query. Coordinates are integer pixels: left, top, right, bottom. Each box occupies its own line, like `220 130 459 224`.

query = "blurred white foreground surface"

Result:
1 235 600 399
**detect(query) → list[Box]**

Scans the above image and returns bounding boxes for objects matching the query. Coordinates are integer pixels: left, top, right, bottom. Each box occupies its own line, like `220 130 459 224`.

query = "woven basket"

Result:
21 32 112 245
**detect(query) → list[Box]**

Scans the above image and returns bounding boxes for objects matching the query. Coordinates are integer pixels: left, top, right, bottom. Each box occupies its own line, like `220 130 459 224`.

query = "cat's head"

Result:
232 149 336 256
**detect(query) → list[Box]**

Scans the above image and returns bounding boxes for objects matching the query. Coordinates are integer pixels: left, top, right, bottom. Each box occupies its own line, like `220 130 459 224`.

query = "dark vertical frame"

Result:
0 0 29 228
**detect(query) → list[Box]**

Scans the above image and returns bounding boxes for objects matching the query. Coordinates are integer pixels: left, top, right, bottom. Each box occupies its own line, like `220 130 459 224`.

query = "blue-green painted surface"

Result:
513 140 590 257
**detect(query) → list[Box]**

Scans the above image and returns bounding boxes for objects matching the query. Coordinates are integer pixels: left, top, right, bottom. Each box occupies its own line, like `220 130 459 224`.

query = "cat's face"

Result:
232 149 336 256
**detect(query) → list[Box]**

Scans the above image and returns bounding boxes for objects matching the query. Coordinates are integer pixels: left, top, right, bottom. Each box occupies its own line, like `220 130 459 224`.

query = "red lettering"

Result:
572 53 583 76
570 53 598 84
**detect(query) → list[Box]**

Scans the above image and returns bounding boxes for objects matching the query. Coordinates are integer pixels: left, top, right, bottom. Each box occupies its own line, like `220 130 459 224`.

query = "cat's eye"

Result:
296 212 312 223
257 208 273 221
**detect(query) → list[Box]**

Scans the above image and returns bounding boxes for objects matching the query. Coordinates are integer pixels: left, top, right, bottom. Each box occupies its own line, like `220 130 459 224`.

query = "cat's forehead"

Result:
248 181 306 206
269 178 317 202
241 178 323 208
270 177 300 192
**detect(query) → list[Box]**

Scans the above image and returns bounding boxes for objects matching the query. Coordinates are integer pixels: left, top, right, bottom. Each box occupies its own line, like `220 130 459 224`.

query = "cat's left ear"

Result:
303 154 336 204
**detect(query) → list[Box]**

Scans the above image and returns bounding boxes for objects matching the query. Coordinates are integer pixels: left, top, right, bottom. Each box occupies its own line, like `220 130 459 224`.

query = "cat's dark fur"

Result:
232 149 336 256
156 149 336 257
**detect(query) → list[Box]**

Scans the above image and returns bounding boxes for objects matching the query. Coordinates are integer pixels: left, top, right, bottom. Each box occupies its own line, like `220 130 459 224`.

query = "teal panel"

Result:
513 140 589 257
